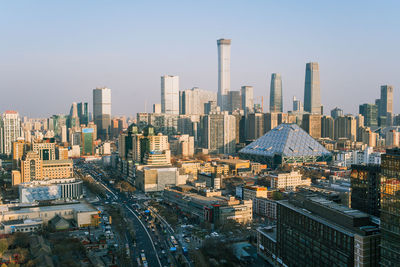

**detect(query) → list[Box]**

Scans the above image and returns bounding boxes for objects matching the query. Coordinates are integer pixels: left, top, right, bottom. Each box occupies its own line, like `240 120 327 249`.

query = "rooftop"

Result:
239 124 331 158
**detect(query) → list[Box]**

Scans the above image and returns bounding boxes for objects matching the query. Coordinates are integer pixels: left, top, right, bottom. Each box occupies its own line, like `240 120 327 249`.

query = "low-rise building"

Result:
164 187 252 224
135 165 181 192
19 178 84 203
268 171 311 190
0 201 100 229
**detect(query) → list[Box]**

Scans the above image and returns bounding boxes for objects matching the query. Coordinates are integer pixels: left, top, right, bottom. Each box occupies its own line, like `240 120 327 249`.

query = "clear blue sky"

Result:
1 0 399 117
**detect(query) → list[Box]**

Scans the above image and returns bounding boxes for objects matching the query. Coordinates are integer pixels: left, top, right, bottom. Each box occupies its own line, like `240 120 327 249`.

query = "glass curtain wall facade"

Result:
380 148 400 266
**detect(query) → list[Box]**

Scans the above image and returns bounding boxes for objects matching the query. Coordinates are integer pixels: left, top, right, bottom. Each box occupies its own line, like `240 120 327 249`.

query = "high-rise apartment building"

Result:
161 75 179 115
270 73 283 112
93 87 111 140
380 148 400 266
241 86 254 115
217 39 231 111
201 112 236 154
321 115 334 139
0 111 22 155
379 85 394 126
301 114 321 139
304 62 321 114
228 91 242 112
179 87 217 115
334 115 357 141
246 113 264 141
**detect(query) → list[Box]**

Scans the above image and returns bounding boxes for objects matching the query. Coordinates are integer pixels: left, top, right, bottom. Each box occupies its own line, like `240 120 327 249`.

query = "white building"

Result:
241 86 254 115
161 75 179 115
217 39 231 111
0 111 22 155
269 171 311 190
201 112 236 154
335 146 382 167
179 87 217 115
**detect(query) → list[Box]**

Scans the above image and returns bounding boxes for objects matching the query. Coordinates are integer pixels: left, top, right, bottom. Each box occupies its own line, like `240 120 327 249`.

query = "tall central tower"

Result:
93 87 111 140
217 39 231 111
270 73 283 112
304 62 321 114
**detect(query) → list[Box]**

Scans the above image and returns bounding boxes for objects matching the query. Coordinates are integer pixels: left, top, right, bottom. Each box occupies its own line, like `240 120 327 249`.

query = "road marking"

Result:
126 206 162 267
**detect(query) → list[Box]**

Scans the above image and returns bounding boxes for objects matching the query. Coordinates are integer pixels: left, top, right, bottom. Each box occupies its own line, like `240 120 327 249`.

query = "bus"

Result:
170 236 178 246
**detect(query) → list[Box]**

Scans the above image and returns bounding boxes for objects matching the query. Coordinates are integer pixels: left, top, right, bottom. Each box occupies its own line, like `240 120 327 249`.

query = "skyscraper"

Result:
217 39 231 111
380 148 400 265
69 102 80 128
359 103 378 128
304 62 321 114
77 102 89 125
330 107 343 119
179 87 217 115
0 111 22 155
161 75 179 115
241 86 254 115
270 73 283 112
201 112 236 154
292 96 303 112
93 87 111 140
379 85 394 126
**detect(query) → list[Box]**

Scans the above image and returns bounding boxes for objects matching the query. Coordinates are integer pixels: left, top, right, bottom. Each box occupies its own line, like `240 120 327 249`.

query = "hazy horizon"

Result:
1 1 399 118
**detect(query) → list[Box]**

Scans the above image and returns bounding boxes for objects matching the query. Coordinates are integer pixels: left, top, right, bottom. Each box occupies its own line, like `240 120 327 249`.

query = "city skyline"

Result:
1 1 399 117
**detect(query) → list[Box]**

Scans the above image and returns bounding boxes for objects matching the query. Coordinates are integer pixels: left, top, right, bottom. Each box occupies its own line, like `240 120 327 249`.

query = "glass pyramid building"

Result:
239 123 332 168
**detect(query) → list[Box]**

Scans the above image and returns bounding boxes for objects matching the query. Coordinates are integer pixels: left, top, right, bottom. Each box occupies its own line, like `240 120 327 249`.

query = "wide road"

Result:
77 163 162 267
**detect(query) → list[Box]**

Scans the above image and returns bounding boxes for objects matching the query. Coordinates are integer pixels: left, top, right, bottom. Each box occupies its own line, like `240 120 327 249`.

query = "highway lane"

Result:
77 164 162 267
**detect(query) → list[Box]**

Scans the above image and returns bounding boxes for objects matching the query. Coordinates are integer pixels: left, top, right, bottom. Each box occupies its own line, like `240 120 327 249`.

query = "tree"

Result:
0 239 8 255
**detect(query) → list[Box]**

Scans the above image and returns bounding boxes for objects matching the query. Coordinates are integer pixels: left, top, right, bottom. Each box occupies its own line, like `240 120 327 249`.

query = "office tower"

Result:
153 103 161 113
292 96 303 112
81 127 95 155
32 139 56 160
0 111 22 155
264 113 279 133
229 91 242 112
246 113 264 141
201 112 236 154
161 75 179 115
77 102 89 126
356 114 364 128
321 115 334 139
330 107 343 119
69 102 80 128
379 85 394 126
350 164 381 217
270 73 283 112
241 86 254 115
217 39 231 111
48 114 68 139
334 115 356 141
304 62 321 114
386 129 400 147
204 101 219 114
276 193 380 266
93 87 111 140
301 114 321 139
359 104 378 128
380 148 400 265
179 87 217 115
